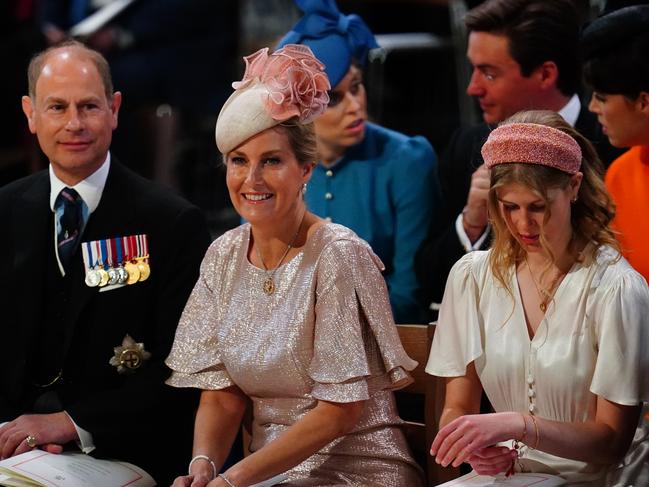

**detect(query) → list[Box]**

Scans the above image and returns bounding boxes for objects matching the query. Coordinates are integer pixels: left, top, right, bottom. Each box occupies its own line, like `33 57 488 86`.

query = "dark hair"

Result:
27 40 114 99
487 110 617 292
583 10 649 99
465 0 581 97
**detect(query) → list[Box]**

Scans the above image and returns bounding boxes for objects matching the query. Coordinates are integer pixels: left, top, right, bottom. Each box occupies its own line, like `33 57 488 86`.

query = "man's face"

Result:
22 48 121 185
466 31 545 124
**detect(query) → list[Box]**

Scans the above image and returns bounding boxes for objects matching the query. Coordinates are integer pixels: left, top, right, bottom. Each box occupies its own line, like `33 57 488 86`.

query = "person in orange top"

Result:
583 7 649 487
602 147 649 280
583 5 649 282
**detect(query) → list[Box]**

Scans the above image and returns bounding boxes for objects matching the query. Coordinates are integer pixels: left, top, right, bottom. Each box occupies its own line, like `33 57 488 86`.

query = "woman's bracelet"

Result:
188 455 217 480
529 414 540 450
519 412 528 443
218 473 237 487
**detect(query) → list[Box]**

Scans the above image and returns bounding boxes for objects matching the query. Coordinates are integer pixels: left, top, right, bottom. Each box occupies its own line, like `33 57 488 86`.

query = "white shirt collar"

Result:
559 94 581 128
49 153 111 213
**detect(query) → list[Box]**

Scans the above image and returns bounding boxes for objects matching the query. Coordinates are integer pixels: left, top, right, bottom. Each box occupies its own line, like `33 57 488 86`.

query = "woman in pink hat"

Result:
165 45 423 487
426 110 649 485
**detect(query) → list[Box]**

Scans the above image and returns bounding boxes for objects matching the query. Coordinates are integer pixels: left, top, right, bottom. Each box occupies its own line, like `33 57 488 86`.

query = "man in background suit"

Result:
0 40 211 484
415 0 621 315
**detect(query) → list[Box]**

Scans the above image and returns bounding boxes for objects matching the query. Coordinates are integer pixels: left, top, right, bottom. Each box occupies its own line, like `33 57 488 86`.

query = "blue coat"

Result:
306 122 439 323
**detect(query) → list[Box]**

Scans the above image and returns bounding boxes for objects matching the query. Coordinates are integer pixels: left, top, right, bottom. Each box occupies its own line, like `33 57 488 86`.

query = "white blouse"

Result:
426 246 649 485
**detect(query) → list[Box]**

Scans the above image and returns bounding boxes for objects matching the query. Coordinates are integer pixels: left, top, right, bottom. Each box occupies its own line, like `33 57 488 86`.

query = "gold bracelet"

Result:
529 414 540 450
519 412 528 443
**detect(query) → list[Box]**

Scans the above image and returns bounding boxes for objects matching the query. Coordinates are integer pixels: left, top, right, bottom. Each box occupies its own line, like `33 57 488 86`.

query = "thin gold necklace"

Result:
524 255 565 312
255 212 305 295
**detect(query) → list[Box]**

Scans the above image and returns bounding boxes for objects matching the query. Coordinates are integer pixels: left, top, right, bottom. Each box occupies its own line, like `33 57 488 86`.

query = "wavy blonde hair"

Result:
487 110 618 293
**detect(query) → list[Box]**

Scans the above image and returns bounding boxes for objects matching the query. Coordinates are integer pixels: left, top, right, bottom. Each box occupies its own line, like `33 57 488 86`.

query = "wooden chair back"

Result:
396 323 459 485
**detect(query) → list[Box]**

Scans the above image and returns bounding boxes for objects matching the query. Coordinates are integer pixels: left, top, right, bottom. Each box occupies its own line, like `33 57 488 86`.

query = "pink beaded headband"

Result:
481 123 582 174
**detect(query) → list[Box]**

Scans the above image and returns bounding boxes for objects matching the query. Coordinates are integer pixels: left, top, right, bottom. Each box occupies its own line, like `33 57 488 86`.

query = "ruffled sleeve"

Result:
425 252 485 377
165 240 235 390
309 236 417 403
590 263 649 405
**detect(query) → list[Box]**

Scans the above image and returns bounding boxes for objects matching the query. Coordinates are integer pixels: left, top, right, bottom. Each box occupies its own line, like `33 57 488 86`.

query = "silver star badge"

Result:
109 334 151 374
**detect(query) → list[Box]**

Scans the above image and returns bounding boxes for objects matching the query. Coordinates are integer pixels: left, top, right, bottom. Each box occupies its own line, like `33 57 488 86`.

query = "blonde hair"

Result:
487 110 618 292
221 117 317 166
279 118 318 165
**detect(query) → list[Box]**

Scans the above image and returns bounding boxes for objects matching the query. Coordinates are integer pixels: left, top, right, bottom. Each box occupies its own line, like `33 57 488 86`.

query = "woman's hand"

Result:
466 446 517 476
431 412 521 468
170 473 212 487
206 477 229 487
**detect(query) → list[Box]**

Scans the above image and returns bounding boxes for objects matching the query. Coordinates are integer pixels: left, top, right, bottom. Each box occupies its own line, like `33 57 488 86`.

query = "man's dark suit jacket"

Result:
0 161 211 484
415 105 623 316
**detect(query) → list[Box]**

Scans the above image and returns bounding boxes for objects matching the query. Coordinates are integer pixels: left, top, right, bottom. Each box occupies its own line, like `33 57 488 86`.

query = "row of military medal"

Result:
81 234 151 288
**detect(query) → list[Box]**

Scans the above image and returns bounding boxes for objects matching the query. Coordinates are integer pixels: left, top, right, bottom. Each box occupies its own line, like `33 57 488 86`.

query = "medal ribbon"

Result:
82 241 93 270
122 236 131 262
130 235 139 261
94 240 103 268
116 237 124 266
100 239 110 269
109 238 118 267
141 234 149 261
136 234 143 260
137 234 149 262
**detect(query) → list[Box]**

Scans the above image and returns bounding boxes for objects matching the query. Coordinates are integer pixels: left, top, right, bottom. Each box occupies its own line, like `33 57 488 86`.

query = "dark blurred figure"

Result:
39 0 239 221
0 0 46 186
604 0 649 11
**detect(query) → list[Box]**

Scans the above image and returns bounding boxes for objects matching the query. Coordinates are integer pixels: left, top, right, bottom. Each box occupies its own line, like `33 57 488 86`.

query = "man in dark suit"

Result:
0 40 211 484
415 0 621 315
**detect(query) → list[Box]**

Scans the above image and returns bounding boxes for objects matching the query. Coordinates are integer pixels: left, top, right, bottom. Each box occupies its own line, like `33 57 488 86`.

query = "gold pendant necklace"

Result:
255 212 305 295
524 255 564 313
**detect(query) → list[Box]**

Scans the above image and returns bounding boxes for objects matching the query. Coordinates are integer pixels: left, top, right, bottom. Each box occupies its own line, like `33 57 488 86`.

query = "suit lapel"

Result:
13 174 51 348
575 105 599 142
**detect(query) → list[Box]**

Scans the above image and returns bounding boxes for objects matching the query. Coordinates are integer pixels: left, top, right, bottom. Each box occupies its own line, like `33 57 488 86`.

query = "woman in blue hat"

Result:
277 0 440 324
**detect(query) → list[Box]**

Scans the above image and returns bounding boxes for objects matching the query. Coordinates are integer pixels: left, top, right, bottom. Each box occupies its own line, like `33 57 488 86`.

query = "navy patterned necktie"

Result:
55 187 84 273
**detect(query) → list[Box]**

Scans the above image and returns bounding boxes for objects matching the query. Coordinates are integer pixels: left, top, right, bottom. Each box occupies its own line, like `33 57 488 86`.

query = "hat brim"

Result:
215 81 279 154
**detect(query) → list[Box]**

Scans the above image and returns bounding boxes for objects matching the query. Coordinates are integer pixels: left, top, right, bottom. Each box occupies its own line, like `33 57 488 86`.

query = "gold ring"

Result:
25 435 37 448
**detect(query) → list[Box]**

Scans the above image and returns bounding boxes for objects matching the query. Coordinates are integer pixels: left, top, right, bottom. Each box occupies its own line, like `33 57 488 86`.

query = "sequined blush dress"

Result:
166 223 424 486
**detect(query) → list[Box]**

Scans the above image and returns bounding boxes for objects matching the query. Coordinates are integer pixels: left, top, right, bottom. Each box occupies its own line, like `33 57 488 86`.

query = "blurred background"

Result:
0 0 612 238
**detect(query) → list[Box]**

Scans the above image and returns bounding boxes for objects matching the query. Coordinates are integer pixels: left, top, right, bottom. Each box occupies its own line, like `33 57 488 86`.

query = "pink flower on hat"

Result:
231 44 330 124
232 47 271 91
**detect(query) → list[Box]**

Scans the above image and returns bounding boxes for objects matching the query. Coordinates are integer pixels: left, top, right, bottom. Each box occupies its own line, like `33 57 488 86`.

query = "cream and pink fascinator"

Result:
482 123 582 174
215 44 330 154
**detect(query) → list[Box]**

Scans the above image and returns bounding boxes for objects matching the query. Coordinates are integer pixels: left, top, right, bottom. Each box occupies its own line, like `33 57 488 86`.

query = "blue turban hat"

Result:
276 0 379 87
